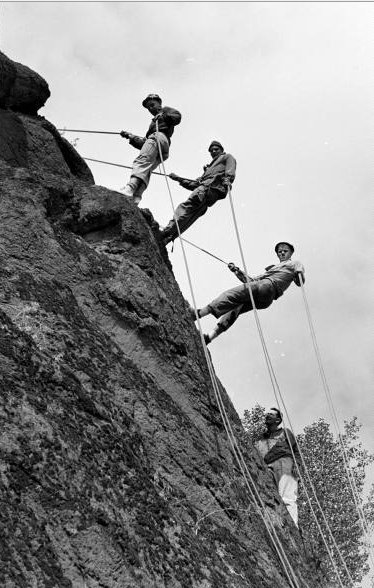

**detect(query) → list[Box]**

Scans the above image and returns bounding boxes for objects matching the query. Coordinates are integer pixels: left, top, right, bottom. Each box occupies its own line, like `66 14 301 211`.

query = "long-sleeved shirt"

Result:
129 106 182 149
233 259 305 299
177 152 237 191
256 428 301 467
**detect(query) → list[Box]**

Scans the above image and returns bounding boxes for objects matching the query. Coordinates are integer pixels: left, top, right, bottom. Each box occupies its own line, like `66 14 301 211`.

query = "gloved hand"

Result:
169 172 180 181
291 463 300 479
296 271 305 285
222 177 232 188
228 262 239 273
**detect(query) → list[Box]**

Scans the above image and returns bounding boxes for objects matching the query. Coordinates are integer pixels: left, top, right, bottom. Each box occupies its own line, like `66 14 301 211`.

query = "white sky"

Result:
2 1 374 577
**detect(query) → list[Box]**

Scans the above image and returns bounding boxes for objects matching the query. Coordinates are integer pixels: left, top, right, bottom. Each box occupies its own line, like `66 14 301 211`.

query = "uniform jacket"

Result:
129 106 182 150
178 153 237 191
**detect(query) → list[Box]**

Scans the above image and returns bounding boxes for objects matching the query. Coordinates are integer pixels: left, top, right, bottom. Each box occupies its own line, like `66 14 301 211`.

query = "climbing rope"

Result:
180 238 228 266
154 123 306 588
58 128 121 135
82 156 165 176
180 207 357 583
299 279 374 570
64 121 359 582
184 215 353 585
226 189 353 587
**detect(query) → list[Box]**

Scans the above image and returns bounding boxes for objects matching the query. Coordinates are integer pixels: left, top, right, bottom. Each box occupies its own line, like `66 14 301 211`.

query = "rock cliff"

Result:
0 52 319 587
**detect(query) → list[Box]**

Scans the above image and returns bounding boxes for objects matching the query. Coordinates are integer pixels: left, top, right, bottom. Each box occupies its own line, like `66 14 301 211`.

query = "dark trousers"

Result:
208 280 275 332
163 183 227 240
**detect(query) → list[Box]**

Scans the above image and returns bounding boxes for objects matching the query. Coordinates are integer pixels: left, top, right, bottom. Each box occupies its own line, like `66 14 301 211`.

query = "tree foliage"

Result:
242 406 374 586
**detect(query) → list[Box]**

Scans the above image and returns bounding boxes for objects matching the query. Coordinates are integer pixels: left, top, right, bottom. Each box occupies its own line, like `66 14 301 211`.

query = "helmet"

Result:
208 140 224 152
275 242 294 254
142 94 162 108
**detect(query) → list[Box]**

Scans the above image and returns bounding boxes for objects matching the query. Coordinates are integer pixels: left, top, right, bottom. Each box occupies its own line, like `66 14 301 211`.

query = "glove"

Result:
296 271 305 285
222 177 232 188
228 262 239 273
168 172 180 181
291 463 300 479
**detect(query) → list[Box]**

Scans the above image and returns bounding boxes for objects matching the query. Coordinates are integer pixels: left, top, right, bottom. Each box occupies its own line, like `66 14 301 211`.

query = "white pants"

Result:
269 457 298 527
131 132 169 189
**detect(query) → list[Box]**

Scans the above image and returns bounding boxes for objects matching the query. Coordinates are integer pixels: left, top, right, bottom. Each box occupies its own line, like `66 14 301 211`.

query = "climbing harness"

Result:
154 122 307 588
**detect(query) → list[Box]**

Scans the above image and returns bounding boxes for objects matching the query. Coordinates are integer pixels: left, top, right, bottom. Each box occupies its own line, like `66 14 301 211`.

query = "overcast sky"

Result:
2 0 373 575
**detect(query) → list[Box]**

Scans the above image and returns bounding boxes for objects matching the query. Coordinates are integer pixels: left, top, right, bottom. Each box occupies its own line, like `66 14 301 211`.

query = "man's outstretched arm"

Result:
169 172 200 191
293 261 306 286
228 263 252 284
120 131 146 150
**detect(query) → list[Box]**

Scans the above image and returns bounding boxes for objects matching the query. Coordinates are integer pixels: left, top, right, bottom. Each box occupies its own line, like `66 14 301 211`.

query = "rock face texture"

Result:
0 50 50 114
0 52 319 588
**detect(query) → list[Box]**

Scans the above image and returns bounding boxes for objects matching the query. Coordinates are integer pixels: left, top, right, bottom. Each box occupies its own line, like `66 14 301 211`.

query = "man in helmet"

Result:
193 242 305 344
160 140 236 244
120 94 181 204
255 407 301 527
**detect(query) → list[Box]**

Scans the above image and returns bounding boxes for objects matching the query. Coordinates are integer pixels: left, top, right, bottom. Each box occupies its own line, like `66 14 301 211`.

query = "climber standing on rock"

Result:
193 242 305 344
160 141 236 244
120 94 181 205
255 408 301 527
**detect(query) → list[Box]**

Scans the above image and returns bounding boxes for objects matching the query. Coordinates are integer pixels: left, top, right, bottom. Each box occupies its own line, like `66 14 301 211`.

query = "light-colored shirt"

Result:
255 259 305 298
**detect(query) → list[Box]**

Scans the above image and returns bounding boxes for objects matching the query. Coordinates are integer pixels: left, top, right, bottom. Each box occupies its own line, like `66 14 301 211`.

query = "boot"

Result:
122 185 134 198
188 306 199 321
133 179 147 205
160 228 175 245
122 177 142 200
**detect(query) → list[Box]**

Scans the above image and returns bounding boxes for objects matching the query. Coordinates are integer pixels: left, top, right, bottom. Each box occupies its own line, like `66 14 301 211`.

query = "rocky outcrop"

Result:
0 50 50 114
0 52 320 588
0 52 93 183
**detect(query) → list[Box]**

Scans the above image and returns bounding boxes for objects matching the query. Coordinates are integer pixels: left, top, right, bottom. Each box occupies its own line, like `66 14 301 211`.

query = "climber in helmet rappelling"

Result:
120 94 181 205
160 140 236 245
193 242 305 344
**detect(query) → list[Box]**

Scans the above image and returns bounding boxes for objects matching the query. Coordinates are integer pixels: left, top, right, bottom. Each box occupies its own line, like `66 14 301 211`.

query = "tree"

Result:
242 406 374 587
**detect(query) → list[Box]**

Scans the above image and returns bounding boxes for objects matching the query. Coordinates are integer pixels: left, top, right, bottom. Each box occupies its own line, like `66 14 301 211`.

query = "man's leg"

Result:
196 285 250 344
124 133 169 203
161 186 208 243
201 284 251 319
205 306 245 343
197 280 275 343
274 458 299 527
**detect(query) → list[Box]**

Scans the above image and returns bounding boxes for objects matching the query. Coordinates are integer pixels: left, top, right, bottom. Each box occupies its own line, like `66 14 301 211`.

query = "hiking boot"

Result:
122 184 136 198
188 306 198 321
160 229 175 245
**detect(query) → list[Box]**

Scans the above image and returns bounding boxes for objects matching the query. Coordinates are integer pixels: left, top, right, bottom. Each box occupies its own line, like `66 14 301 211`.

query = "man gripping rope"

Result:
120 94 181 205
256 408 301 527
194 242 305 344
160 141 236 244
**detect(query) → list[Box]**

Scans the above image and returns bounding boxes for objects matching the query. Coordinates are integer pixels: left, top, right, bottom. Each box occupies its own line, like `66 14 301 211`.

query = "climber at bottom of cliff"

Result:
255 408 301 527
192 241 305 345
